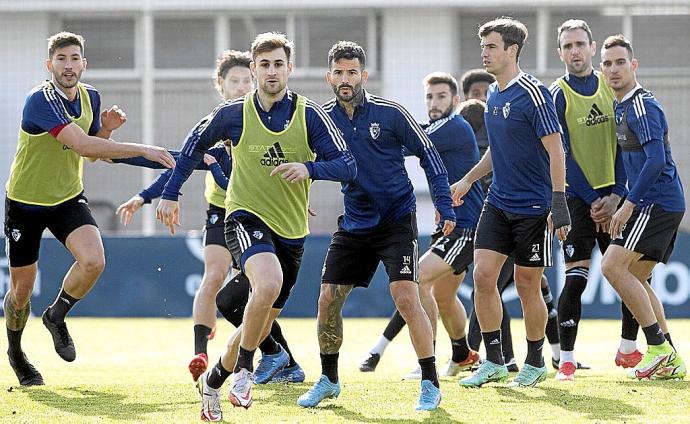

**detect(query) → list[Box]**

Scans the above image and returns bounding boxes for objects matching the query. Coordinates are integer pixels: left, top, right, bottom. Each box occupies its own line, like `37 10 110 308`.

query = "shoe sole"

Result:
509 373 547 387
555 374 574 381
189 357 208 382
459 374 508 388
228 393 253 409
635 354 672 379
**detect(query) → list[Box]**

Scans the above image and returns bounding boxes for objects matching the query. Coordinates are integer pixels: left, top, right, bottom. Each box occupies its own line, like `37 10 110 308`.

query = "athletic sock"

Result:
382 310 406 342
207 360 231 389
419 356 439 388
258 335 280 355
7 328 24 356
558 267 588 352
235 346 256 373
370 335 391 356
467 294 481 351
621 301 639 341
525 338 545 368
270 321 296 367
642 323 665 346
194 324 213 355
542 281 560 345
451 336 470 363
320 353 339 383
48 289 80 323
550 343 560 362
560 350 575 365
482 330 504 365
500 303 514 360
664 333 675 349
619 338 638 354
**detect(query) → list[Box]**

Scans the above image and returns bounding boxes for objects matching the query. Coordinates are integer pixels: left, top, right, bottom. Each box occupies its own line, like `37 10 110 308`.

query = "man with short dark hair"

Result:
549 19 640 381
359 72 482 379
156 32 356 419
298 41 455 411
4 31 174 386
600 34 685 381
453 17 570 388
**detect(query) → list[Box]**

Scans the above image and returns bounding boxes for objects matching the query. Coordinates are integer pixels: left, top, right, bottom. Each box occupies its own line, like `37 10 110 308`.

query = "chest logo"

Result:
369 122 381 140
502 102 511 119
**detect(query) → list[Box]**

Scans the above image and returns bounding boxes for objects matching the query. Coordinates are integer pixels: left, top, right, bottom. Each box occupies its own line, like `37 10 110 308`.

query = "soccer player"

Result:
3 32 174 386
297 41 454 411
359 72 482 379
156 32 355 420
549 20 639 380
116 50 304 384
461 74 562 373
600 34 686 380
452 18 570 388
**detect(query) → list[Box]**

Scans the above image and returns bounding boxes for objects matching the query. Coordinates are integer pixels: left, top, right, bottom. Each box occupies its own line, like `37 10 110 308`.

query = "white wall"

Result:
0 13 50 216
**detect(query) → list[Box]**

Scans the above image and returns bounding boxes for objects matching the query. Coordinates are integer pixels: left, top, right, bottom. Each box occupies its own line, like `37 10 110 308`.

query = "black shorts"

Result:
4 193 97 267
224 212 304 309
562 196 611 263
612 204 683 264
429 227 475 275
322 213 419 287
203 205 228 249
475 202 552 267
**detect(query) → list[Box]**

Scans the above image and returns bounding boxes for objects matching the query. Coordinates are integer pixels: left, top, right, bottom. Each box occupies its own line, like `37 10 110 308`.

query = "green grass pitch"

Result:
1 318 688 423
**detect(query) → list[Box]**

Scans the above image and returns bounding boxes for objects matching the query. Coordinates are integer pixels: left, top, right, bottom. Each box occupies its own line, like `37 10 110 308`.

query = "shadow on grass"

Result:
614 379 690 391
260 384 465 423
24 387 193 420
496 385 642 421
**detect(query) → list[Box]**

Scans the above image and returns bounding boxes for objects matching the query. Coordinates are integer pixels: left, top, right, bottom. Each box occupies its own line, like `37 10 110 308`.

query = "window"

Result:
633 15 690 68
297 16 369 69
155 18 215 68
229 17 287 55
62 18 136 68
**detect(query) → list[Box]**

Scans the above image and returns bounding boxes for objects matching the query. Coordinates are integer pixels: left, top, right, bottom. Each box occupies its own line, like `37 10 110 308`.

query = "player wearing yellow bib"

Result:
3 32 174 386
155 33 356 421
549 20 657 381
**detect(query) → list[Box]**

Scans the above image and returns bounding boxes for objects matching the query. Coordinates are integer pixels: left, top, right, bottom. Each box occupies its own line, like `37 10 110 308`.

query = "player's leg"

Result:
423 228 479 376
190 242 232 381
507 212 551 388
4 198 45 385
42 193 103 362
602 206 683 379
359 309 406 372
5 263 43 386
299 225 377 408
297 282 353 408
542 275 561 367
556 259 590 380
267 320 306 383
510 265 548 387
602 247 677 379
496 259 517 371
460 204 512 387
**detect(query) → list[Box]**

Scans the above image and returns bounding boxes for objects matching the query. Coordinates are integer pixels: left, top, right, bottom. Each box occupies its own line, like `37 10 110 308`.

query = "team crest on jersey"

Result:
11 229 21 242
565 244 575 257
209 214 219 225
252 231 264 240
502 102 511 119
369 122 381 140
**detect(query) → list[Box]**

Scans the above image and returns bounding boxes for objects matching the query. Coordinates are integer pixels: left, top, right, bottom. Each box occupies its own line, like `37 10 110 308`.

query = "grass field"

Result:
0 318 688 423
